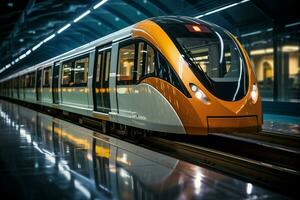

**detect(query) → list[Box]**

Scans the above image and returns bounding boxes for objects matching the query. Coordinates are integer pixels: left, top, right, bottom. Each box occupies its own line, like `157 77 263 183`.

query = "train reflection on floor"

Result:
0 100 285 199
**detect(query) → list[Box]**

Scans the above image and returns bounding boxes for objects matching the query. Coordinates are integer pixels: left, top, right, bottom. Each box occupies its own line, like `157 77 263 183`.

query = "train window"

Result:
24 75 28 88
25 72 35 88
25 74 30 88
145 45 155 75
43 67 51 87
137 42 145 81
31 72 35 88
96 53 102 83
118 44 135 83
105 51 111 82
74 57 89 85
19 76 24 89
22 76 25 88
62 61 73 86
14 78 18 89
156 53 181 89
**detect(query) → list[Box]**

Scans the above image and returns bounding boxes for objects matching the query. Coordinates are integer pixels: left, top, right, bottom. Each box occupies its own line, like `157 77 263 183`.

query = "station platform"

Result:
0 100 289 199
263 114 300 136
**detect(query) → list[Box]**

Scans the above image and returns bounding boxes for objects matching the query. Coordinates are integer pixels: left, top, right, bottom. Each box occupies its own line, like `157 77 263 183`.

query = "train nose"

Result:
207 116 259 133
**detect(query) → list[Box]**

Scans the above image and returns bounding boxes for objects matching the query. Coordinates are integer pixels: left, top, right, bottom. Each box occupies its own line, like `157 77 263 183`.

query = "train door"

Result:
115 40 136 117
94 47 111 113
16 77 19 98
36 69 42 101
52 62 60 104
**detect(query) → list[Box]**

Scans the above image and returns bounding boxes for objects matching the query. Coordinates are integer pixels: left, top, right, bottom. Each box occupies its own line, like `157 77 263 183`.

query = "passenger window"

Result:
74 57 89 84
20 76 24 88
157 53 181 91
25 74 30 88
118 44 135 83
30 72 35 88
137 42 145 81
105 51 111 82
96 53 102 83
62 61 72 86
43 67 51 87
25 73 35 88
145 45 155 75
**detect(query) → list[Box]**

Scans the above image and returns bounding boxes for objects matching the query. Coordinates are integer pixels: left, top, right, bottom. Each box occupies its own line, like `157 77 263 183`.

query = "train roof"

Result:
1 16 216 83
0 24 133 83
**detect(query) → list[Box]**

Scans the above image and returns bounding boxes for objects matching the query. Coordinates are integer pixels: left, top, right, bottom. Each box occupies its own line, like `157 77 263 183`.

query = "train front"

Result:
134 17 262 135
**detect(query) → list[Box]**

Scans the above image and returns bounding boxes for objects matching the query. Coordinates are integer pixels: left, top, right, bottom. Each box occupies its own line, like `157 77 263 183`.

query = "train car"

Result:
0 16 262 135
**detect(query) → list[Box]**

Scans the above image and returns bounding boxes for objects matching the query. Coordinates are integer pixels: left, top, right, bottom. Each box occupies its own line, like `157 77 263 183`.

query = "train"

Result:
0 16 262 135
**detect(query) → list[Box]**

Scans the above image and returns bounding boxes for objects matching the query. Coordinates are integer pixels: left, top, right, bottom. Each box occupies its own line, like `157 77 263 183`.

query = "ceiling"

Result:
0 0 299 78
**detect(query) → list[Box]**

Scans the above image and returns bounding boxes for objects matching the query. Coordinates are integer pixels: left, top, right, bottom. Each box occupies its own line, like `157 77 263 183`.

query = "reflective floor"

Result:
263 114 300 136
0 100 287 200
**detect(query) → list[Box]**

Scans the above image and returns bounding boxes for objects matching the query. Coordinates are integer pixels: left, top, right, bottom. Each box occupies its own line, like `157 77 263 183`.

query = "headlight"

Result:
189 83 210 105
251 84 258 103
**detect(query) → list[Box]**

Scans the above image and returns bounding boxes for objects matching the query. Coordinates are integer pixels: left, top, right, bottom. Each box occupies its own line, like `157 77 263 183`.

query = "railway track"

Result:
211 131 300 149
141 135 300 198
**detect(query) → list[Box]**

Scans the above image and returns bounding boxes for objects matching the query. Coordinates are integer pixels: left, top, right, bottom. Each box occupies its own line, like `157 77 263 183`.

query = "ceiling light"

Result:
282 45 299 52
195 0 250 18
43 34 56 43
250 48 273 56
285 21 300 28
26 50 31 55
93 0 108 9
57 23 71 34
32 42 43 51
19 54 26 60
241 30 262 37
73 10 91 23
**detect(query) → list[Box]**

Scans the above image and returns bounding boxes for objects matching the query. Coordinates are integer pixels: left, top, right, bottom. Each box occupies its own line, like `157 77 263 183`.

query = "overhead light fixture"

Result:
285 21 300 28
19 54 26 60
26 50 31 55
195 0 250 18
266 28 273 32
15 58 19 63
32 41 43 51
93 0 108 9
43 34 56 43
5 64 11 69
57 23 71 34
73 10 91 23
250 48 273 56
282 45 299 52
241 30 262 37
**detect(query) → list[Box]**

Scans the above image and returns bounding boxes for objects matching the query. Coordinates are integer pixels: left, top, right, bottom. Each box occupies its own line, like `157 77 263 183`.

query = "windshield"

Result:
152 17 248 101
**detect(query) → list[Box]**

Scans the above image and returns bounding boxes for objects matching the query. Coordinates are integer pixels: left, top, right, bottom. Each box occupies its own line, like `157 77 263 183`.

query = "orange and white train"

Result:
0 16 262 135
